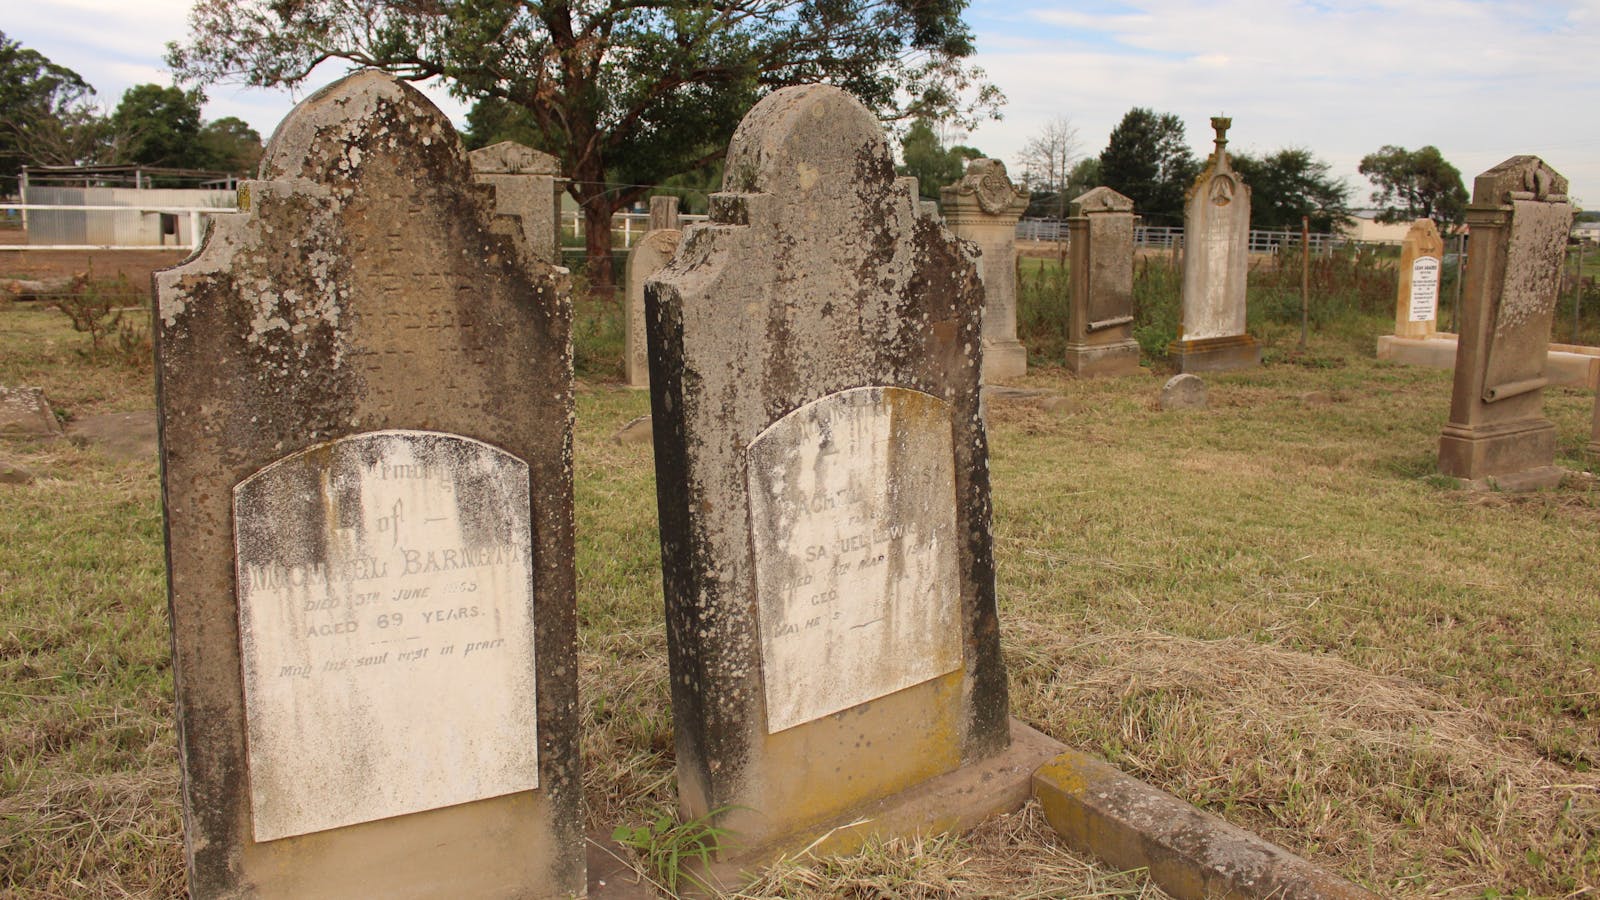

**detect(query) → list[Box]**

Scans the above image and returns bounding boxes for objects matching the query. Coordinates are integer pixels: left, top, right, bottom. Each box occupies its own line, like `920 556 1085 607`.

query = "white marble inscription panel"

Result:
746 387 962 733
1409 256 1441 322
233 430 538 841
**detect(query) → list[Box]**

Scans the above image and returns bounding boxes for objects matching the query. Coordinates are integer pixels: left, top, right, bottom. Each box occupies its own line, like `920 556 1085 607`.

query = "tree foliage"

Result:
0 31 103 180
1097 107 1198 226
110 84 207 169
897 118 980 202
198 116 264 174
1357 145 1468 233
168 0 1004 293
1230 148 1352 233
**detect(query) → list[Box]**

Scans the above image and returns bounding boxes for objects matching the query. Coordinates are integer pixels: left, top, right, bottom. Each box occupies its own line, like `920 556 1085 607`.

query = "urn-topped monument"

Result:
1169 117 1261 373
941 158 1031 380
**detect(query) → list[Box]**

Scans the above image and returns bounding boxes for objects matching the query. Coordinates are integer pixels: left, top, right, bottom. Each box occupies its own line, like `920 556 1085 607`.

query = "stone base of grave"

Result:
1378 334 1600 390
1167 334 1260 374
680 719 1064 897
1064 338 1142 378
982 340 1028 381
1439 418 1561 488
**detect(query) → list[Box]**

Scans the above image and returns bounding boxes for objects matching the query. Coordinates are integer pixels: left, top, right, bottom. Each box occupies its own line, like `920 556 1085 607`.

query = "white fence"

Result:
1016 218 1361 254
13 186 238 249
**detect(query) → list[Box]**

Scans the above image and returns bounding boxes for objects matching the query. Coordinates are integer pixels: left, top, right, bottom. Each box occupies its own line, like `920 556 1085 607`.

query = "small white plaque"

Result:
233 430 538 841
1409 256 1441 322
746 387 962 733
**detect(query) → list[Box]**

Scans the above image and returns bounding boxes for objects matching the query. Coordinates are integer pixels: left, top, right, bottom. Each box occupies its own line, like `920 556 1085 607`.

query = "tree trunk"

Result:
569 167 618 300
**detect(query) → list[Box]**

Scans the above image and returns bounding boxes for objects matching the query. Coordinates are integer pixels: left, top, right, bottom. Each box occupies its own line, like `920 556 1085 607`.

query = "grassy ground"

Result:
3 258 1599 896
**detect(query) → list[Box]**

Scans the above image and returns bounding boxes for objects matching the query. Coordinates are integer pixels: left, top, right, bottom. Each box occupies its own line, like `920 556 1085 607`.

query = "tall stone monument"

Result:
469 140 565 265
1394 218 1445 339
645 86 1055 870
940 158 1031 380
1169 117 1260 373
1064 187 1141 377
625 196 682 388
154 72 583 897
1438 156 1574 489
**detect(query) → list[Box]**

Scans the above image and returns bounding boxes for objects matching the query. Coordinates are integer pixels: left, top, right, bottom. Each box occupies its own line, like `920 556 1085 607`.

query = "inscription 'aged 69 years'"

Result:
234 430 539 842
746 387 962 733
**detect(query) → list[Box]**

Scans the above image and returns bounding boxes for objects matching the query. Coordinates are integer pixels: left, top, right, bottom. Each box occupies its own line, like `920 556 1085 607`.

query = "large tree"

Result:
168 0 1002 295
109 84 208 170
197 116 264 175
897 118 980 202
0 31 105 180
1231 148 1352 233
1097 107 1198 227
1357 144 1468 233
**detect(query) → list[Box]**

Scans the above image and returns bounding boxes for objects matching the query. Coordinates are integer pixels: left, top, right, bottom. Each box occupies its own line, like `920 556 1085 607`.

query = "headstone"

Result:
0 386 62 439
1160 373 1208 411
645 85 1044 865
66 410 158 462
1588 392 1600 460
1438 156 1573 489
940 158 1031 380
624 197 682 388
1065 187 1141 377
1169 117 1261 373
154 71 583 897
469 140 564 265
1394 218 1444 339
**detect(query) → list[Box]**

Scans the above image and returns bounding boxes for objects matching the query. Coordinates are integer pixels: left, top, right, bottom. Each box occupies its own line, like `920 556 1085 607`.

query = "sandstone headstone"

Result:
469 140 564 265
1169 117 1260 373
941 158 1030 380
624 197 682 388
0 386 62 439
66 410 158 462
1065 187 1141 377
1589 392 1600 459
1394 218 1445 339
645 85 1040 865
1160 373 1208 411
154 72 582 898
1438 156 1573 489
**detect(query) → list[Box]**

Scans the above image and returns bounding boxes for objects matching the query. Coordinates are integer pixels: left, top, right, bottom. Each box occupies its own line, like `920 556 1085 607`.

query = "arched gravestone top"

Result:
1072 186 1133 215
645 84 1008 852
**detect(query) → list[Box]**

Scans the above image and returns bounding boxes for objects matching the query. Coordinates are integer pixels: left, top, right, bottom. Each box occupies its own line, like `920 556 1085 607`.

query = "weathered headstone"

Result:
1394 218 1445 339
469 140 564 265
1169 117 1260 373
941 158 1031 380
1065 187 1141 377
645 85 1053 867
154 71 583 897
0 386 62 439
1588 392 1600 459
625 197 682 388
1160 373 1208 411
1438 156 1573 489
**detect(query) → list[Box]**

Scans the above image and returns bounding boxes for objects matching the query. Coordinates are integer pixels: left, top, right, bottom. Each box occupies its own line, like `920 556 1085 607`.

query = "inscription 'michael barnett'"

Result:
747 386 962 734
233 430 539 842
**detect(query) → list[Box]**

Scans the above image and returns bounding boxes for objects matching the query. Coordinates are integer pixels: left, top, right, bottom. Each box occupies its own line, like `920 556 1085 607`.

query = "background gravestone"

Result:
624 196 681 388
940 158 1030 380
1169 117 1260 373
1065 187 1141 377
646 85 1051 865
1438 156 1573 489
1590 392 1600 459
469 140 565 266
154 71 582 897
1394 218 1444 340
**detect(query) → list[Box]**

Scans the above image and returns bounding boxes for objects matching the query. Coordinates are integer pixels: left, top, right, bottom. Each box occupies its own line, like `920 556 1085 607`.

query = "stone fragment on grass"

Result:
0 386 63 439
1160 374 1208 411
612 415 653 445
67 410 158 462
0 458 34 484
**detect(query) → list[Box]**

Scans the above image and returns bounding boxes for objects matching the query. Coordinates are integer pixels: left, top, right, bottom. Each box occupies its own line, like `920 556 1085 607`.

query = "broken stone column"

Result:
469 140 565 265
1394 218 1445 339
940 158 1030 380
645 85 1045 869
1438 156 1574 489
1169 117 1260 373
625 196 682 388
154 71 583 897
1065 187 1141 377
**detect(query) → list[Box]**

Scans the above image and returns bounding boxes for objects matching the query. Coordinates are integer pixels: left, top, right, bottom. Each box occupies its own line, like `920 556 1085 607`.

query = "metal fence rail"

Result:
1016 218 1366 254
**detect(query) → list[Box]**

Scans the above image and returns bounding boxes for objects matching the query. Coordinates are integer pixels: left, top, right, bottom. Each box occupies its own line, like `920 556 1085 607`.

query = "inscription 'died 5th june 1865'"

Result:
233 430 539 842
746 387 963 734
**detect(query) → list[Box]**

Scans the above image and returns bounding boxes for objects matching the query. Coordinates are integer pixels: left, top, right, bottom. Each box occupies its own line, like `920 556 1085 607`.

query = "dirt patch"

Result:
0 230 190 289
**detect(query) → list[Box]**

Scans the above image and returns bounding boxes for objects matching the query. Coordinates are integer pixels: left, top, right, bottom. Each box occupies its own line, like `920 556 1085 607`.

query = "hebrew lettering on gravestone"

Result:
155 71 581 898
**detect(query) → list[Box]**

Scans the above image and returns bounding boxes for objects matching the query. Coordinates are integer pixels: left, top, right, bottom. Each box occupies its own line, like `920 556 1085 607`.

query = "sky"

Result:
9 0 1600 207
